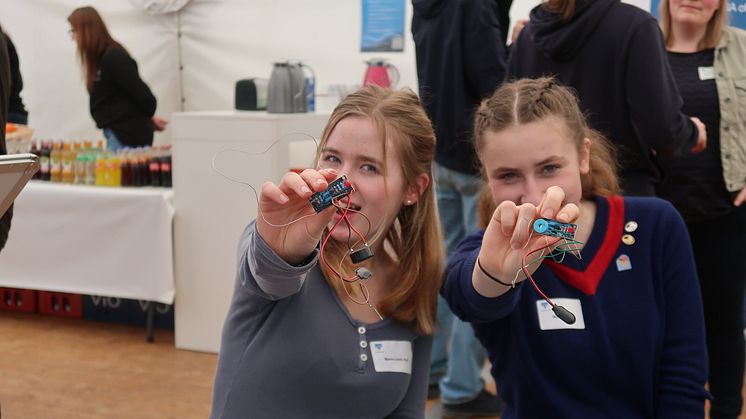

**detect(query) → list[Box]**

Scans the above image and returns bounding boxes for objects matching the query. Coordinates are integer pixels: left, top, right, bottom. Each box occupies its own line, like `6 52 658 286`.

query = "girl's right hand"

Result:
256 168 339 265
474 186 580 297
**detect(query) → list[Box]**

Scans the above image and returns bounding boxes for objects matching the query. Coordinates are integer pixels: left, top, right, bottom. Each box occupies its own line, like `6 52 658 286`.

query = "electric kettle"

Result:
363 59 399 89
267 61 314 113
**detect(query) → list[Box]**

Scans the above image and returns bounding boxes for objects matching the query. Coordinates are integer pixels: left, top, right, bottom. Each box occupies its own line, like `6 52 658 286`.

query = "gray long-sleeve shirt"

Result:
210 221 433 419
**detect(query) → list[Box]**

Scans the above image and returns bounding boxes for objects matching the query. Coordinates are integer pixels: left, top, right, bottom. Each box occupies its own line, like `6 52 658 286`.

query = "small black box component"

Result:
309 176 354 213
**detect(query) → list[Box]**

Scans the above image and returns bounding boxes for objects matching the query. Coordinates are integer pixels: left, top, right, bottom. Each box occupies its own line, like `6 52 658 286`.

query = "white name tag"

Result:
536 299 586 330
370 340 412 374
698 66 715 81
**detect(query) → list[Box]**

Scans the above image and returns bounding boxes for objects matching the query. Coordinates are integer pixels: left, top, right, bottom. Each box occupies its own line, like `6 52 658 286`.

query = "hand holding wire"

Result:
474 186 580 298
256 168 339 265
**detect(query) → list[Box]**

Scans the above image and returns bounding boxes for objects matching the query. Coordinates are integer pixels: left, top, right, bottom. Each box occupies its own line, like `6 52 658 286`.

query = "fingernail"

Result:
301 186 311 194
557 213 568 222
316 179 325 185
279 194 289 203
542 208 553 218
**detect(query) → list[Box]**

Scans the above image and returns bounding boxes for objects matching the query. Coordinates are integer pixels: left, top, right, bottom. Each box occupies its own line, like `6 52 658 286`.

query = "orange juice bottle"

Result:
61 142 75 184
95 154 107 186
49 142 62 182
107 154 121 187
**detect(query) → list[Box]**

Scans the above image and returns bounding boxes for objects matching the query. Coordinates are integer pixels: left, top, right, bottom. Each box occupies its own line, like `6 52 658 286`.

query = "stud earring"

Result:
406 200 413 205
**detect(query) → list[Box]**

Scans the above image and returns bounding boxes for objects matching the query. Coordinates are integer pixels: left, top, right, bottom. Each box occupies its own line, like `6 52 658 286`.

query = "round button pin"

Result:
622 234 636 245
624 221 638 233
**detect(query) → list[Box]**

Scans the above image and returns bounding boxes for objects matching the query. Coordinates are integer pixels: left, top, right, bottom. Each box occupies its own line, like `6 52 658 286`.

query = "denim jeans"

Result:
103 128 125 151
430 162 487 404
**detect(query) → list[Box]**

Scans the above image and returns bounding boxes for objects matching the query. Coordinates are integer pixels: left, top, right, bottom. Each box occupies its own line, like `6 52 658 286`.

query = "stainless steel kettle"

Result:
267 61 312 113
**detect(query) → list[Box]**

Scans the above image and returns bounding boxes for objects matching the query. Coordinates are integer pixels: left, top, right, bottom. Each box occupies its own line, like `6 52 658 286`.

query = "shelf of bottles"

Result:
30 140 172 188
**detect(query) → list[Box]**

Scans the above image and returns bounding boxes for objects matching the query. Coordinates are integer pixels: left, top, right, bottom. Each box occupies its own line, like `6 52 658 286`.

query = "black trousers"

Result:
688 206 746 419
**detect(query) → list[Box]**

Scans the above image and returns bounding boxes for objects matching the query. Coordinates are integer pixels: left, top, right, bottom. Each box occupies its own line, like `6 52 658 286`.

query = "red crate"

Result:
37 291 82 318
0 288 38 313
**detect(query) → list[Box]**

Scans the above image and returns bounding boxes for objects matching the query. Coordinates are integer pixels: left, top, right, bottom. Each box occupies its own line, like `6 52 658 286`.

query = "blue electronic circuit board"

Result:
532 218 577 240
309 176 353 213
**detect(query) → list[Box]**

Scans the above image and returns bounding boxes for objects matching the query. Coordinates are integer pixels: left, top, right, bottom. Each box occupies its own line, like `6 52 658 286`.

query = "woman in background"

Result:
67 7 166 150
658 1 746 417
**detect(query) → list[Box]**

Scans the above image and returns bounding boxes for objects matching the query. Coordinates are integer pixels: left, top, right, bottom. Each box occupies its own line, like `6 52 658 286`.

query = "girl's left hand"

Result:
734 187 746 207
152 117 168 132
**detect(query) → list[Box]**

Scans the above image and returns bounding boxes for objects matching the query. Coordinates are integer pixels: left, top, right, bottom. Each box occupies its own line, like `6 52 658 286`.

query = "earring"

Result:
406 200 413 205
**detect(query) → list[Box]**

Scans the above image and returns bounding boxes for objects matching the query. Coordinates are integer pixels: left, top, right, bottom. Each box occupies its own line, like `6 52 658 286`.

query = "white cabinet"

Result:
171 111 329 352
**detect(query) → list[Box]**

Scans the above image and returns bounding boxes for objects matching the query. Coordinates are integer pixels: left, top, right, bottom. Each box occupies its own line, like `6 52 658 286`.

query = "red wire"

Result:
521 237 563 307
320 190 361 282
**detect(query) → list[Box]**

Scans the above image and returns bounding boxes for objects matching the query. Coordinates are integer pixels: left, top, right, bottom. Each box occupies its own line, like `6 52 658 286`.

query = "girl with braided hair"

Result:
442 78 709 418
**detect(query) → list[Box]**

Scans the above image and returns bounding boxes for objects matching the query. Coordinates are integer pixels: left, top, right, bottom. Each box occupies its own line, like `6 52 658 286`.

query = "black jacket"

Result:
0 29 12 250
5 34 27 121
90 47 157 147
507 0 697 195
412 0 507 175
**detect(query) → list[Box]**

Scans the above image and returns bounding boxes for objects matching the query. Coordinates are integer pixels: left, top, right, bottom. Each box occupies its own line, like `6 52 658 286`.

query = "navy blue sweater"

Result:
443 196 708 418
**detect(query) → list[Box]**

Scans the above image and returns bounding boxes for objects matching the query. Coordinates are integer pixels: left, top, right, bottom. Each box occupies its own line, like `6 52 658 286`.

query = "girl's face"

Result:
317 117 417 245
479 118 590 207
669 0 720 28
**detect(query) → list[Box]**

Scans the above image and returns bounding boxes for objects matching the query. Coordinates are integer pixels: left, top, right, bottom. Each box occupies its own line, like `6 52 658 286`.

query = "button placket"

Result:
356 325 369 371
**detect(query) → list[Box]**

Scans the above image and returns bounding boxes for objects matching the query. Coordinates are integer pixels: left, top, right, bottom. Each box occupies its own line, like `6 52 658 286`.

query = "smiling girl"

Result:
443 78 709 418
210 86 443 419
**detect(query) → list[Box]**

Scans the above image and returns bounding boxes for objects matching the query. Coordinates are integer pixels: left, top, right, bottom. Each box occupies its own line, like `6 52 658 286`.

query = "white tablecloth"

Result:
0 182 175 304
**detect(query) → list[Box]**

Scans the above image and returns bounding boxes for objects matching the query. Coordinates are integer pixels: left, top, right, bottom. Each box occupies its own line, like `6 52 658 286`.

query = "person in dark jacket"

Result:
4 33 27 125
0 28 13 251
412 0 507 416
67 7 166 150
507 0 707 196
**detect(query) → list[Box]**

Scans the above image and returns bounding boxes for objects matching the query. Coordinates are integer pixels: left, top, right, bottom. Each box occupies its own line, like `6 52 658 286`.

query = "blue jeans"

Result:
430 163 487 404
103 128 125 151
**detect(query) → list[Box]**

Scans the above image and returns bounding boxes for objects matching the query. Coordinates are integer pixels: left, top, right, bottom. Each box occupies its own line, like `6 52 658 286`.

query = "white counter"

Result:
171 110 329 353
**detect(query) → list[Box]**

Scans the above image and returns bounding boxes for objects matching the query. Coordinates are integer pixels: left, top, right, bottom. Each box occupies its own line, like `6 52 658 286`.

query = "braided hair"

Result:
473 77 620 227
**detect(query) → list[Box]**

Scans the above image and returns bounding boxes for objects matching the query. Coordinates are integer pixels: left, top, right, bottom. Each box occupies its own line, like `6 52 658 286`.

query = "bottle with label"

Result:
85 154 96 185
61 142 75 184
161 145 172 187
95 153 107 186
49 142 62 182
40 141 51 181
150 146 162 187
74 153 87 185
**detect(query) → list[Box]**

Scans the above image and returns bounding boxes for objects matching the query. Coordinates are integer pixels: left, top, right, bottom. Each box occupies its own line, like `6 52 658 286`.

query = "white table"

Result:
171 111 329 353
0 182 175 304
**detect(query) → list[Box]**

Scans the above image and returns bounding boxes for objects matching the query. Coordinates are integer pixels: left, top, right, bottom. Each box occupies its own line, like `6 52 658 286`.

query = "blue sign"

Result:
650 0 746 29
361 0 405 52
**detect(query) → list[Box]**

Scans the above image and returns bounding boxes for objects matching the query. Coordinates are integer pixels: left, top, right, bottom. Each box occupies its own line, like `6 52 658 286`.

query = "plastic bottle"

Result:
49 142 62 182
40 141 51 181
120 150 132 187
95 153 107 186
150 146 162 187
85 154 96 185
108 154 121 187
61 142 75 184
161 145 172 187
74 153 87 185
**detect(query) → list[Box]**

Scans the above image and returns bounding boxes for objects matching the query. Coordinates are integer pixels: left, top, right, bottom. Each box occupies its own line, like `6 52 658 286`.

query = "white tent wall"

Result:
0 0 181 144
0 0 651 146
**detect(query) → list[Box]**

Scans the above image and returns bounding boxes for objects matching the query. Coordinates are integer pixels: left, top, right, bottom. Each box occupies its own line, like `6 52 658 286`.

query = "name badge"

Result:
698 66 715 81
370 340 412 374
536 299 586 330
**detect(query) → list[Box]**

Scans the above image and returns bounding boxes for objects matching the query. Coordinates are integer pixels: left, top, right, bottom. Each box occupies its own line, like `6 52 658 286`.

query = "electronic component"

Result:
532 218 577 240
309 176 353 213
350 246 374 264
